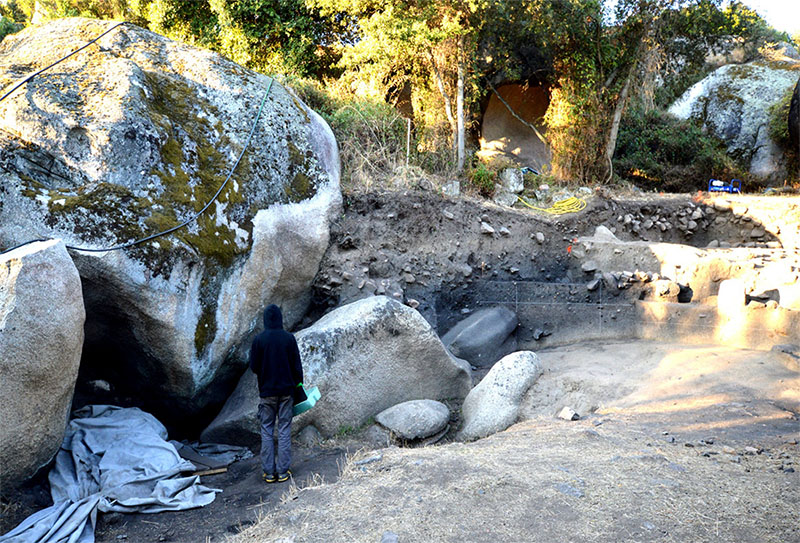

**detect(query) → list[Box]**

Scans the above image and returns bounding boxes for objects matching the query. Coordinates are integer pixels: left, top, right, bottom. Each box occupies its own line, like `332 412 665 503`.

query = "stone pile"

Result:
611 201 779 248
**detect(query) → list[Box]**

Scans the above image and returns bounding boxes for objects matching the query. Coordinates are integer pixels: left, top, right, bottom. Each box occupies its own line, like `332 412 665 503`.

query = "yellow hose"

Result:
516 195 586 215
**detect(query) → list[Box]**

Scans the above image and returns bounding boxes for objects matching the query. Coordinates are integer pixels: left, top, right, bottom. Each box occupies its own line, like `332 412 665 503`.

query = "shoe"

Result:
277 470 292 482
263 472 277 483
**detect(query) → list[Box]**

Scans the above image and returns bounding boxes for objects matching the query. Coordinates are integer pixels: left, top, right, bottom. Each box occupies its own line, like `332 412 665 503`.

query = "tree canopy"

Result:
0 0 790 185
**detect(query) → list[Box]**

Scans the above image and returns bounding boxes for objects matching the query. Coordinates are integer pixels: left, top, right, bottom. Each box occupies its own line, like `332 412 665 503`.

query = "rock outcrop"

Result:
458 351 542 441
0 240 85 492
0 18 341 421
668 60 800 182
202 296 472 445
441 306 518 367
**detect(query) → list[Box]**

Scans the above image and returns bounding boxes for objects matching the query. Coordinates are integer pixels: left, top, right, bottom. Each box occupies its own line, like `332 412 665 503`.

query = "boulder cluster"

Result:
203 295 540 447
0 19 547 497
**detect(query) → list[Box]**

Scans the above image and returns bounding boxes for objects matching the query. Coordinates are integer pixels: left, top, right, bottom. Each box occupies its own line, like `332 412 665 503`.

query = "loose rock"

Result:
458 351 543 440
558 407 580 421
375 400 450 441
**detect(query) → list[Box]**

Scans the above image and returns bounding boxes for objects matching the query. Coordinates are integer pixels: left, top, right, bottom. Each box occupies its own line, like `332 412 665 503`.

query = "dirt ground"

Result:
0 444 351 542
10 341 789 543
231 341 800 543
305 190 800 338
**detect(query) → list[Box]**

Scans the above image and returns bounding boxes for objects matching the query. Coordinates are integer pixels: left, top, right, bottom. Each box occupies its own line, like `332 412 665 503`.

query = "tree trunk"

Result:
428 48 457 153
604 72 633 183
456 37 466 172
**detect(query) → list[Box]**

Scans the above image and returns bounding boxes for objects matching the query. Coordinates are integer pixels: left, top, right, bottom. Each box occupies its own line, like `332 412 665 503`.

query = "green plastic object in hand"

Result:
292 385 321 417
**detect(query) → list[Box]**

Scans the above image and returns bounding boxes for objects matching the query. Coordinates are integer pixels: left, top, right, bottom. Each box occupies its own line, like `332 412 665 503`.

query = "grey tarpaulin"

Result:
170 441 253 471
0 405 220 543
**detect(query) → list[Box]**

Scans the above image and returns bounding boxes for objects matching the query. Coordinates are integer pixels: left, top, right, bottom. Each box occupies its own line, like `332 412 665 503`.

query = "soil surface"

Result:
230 341 799 543
0 445 351 542
7 341 796 543
305 190 799 337
92 446 350 543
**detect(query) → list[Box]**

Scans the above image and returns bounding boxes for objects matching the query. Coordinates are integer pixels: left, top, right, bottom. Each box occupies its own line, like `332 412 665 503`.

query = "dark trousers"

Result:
258 395 293 475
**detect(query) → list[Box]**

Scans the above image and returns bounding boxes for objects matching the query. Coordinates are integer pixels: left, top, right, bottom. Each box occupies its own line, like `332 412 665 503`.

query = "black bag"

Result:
292 385 307 406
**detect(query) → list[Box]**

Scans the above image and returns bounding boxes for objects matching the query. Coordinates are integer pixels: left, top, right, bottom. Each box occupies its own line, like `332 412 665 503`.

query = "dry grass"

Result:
230 414 799 543
278 472 327 506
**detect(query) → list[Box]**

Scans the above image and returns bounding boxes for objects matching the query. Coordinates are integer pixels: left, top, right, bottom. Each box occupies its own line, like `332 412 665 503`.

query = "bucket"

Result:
292 385 321 416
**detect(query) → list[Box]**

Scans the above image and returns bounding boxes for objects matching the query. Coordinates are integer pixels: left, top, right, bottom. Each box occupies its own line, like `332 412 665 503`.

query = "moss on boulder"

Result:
0 18 341 422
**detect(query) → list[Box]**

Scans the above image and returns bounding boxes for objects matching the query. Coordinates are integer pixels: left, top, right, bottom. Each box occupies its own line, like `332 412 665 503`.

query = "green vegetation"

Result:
335 424 356 438
467 160 495 197
0 16 22 41
614 107 743 192
654 1 792 107
6 0 796 191
769 87 795 147
768 86 798 179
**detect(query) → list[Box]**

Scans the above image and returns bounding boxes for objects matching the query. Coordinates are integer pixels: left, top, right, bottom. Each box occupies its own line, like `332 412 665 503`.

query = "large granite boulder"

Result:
458 351 542 441
668 60 800 182
0 240 85 492
202 296 472 445
441 306 518 367
0 18 340 422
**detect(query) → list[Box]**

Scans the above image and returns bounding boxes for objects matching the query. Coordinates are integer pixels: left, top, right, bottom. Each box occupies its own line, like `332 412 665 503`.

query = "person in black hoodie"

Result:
250 304 304 483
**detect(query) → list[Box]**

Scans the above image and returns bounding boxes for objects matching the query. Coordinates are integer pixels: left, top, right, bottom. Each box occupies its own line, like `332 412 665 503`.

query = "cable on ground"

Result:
516 195 587 215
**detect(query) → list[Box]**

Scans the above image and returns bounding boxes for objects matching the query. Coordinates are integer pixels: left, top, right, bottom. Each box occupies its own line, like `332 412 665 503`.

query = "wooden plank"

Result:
193 467 227 477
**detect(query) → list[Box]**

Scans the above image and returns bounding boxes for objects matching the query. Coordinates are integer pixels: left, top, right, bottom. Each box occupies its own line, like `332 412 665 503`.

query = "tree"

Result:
540 0 781 183
310 0 491 173
10 0 344 77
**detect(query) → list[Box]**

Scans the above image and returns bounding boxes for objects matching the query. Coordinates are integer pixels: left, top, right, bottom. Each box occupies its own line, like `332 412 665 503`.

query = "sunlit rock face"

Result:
0 18 341 423
669 59 800 183
478 83 551 171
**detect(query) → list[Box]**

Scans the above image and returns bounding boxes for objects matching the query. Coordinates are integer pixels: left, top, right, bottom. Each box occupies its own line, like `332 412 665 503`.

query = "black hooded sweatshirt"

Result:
249 305 304 398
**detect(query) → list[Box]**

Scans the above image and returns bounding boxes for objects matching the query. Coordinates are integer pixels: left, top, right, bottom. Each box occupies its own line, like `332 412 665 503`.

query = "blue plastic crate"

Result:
708 178 741 193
